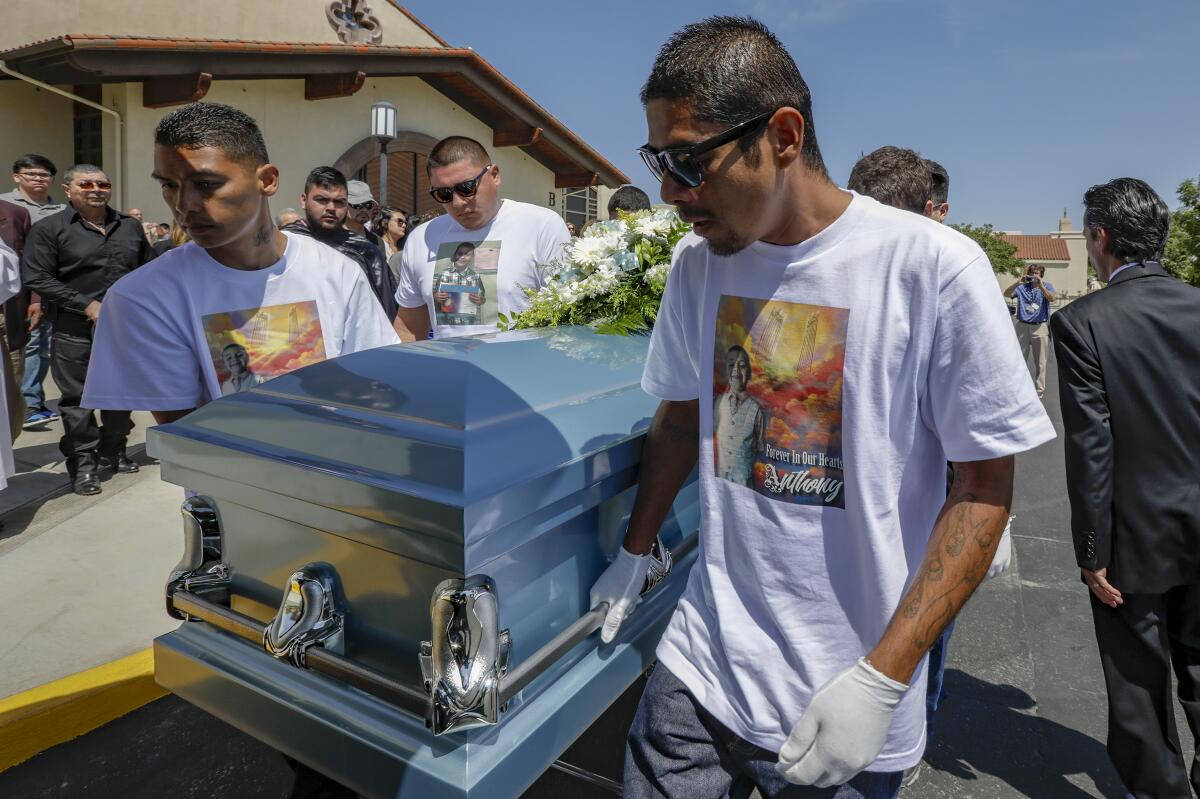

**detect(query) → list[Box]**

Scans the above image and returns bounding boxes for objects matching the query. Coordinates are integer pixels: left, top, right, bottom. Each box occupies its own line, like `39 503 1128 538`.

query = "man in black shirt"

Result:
21 164 153 495
281 167 398 318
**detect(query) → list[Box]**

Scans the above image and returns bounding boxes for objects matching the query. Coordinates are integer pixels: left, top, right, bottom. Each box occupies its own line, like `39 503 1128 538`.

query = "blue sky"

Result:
411 0 1199 234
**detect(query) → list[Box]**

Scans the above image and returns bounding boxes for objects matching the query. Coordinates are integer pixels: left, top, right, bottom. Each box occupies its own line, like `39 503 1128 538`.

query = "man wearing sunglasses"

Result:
590 17 1054 798
21 164 153 495
392 136 571 340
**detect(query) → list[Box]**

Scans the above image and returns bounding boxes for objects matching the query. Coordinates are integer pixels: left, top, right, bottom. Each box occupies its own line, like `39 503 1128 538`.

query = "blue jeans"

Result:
925 620 955 742
21 318 51 411
625 665 902 799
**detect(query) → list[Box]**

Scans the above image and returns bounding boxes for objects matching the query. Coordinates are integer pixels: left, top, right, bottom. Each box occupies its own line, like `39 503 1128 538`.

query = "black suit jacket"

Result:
1050 262 1200 592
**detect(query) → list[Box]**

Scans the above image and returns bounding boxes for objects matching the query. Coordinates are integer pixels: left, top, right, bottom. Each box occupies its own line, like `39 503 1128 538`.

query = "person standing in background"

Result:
21 164 152 495
0 199 31 441
1052 177 1200 799
378 207 408 261
1005 264 1056 399
344 180 382 248
2 154 66 431
392 136 570 341
281 166 398 319
0 238 22 492
607 185 652 217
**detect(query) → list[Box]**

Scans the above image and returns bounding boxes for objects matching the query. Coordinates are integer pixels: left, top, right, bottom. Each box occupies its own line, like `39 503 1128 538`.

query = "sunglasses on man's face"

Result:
429 165 493 204
637 110 775 189
75 180 112 191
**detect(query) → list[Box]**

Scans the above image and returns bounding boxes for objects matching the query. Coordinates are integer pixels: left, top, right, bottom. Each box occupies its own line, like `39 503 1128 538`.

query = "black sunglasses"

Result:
637 110 775 189
429 165 493 204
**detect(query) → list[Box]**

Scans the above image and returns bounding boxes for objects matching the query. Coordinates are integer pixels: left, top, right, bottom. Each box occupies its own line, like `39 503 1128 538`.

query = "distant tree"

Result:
951 223 1026 276
1163 176 1200 287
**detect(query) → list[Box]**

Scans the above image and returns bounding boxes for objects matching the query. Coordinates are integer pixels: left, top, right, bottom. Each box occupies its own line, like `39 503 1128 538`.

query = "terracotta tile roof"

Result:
1001 234 1070 262
0 34 628 187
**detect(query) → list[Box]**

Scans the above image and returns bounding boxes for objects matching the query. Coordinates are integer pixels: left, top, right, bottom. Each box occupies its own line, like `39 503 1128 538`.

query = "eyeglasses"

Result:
17 171 53 181
75 180 112 191
350 201 377 211
429 165 493 204
637 110 775 189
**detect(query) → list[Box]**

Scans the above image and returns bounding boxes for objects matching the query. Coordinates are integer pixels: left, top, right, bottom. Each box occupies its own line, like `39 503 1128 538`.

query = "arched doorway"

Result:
333 132 442 217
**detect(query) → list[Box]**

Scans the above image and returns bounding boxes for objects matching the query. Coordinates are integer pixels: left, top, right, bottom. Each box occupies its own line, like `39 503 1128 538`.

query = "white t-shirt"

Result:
82 232 400 411
394 199 570 338
643 193 1055 771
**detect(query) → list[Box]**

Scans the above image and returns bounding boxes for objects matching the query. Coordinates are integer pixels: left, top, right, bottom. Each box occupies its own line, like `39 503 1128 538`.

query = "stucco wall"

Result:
991 235 1090 298
0 82 75 197
0 0 442 53
109 77 558 224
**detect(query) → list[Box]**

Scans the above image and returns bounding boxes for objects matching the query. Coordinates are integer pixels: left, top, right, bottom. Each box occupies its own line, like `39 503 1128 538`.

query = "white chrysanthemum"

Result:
631 213 672 238
568 230 627 267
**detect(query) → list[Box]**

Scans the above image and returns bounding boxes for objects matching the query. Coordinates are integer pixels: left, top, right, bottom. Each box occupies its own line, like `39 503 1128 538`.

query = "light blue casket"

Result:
150 327 700 799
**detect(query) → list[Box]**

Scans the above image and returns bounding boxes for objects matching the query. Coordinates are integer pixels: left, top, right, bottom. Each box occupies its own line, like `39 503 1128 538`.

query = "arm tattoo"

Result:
894 479 1004 652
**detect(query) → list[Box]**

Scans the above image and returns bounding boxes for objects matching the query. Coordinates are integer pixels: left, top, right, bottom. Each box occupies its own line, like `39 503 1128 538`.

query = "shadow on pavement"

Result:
926 669 1127 798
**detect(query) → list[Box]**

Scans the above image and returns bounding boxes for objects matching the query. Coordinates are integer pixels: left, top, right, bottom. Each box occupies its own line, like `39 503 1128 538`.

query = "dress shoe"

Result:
101 448 140 474
73 466 102 496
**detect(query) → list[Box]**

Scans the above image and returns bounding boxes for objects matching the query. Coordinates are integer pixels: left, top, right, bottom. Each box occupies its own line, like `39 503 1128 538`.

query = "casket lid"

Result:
149 327 657 525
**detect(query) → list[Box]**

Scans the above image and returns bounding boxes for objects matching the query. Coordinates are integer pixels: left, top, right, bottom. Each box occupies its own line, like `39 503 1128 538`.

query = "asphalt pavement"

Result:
2 345 1193 798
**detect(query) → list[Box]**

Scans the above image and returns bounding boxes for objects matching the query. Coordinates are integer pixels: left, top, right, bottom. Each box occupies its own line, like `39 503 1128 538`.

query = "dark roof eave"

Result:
0 35 629 188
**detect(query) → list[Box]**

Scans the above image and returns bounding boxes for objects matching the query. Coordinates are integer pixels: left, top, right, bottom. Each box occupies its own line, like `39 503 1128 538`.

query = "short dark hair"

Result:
12 154 57 175
304 166 348 194
428 137 490 173
63 164 106 184
847 146 931 214
926 160 949 205
608 185 652 216
157 222 171 232
1083 178 1170 263
154 102 270 166
641 16 826 177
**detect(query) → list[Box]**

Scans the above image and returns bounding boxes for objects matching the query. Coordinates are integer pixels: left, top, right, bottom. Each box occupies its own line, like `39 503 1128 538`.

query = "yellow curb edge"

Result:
0 648 166 772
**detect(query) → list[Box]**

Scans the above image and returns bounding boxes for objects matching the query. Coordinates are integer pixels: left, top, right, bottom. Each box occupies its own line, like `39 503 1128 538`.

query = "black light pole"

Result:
371 101 398 206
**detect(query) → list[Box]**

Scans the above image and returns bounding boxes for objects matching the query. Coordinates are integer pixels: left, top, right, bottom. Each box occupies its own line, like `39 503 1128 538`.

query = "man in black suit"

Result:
1051 177 1200 799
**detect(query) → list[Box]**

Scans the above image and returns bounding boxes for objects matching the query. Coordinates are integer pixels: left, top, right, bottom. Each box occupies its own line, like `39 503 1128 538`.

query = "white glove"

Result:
776 657 908 787
589 546 651 643
985 516 1014 580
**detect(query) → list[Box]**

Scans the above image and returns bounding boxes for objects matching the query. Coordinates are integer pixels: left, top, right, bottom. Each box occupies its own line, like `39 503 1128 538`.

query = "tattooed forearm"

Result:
867 456 1014 683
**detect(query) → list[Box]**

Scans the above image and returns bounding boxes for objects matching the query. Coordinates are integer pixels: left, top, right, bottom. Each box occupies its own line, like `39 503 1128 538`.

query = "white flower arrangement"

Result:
501 208 691 335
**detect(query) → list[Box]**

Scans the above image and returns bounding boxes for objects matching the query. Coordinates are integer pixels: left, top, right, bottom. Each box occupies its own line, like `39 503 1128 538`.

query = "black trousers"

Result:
49 312 132 467
1091 583 1200 798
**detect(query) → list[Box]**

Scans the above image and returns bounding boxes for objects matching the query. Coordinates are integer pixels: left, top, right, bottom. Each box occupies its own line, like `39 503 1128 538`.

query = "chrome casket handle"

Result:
419 575 512 735
263 563 345 668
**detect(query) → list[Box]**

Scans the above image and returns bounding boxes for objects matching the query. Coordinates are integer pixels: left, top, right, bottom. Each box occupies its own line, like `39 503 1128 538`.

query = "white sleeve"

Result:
0 239 19 304
82 284 206 411
641 245 702 401
537 213 572 265
923 256 1056 461
342 266 400 353
393 234 426 309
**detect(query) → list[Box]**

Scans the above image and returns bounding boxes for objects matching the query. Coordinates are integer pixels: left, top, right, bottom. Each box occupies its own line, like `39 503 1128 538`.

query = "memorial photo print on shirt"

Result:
202 301 327 396
433 240 501 327
713 296 848 508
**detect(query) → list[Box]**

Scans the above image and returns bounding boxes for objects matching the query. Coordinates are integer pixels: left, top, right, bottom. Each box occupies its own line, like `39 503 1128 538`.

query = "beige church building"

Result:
997 211 1091 298
0 0 627 228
